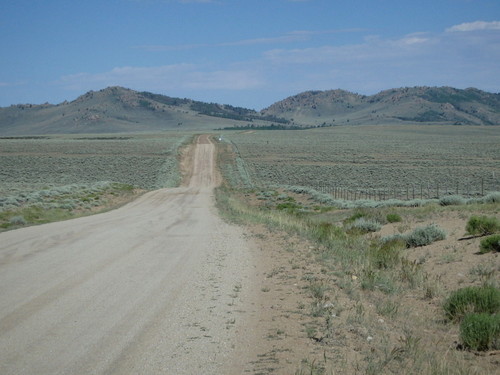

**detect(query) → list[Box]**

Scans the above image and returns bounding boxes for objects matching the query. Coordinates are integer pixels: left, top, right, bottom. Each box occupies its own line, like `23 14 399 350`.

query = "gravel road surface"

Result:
0 135 258 374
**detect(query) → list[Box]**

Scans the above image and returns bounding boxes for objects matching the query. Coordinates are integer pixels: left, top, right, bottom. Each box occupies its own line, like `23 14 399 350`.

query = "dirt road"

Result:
0 135 259 374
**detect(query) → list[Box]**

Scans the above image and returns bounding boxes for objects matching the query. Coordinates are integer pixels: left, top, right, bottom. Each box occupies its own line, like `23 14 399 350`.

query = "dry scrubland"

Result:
222 125 499 196
0 133 191 229
1 125 499 373
217 125 500 374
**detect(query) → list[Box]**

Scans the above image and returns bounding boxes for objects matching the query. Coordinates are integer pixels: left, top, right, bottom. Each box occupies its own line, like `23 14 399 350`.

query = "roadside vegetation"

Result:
215 126 500 374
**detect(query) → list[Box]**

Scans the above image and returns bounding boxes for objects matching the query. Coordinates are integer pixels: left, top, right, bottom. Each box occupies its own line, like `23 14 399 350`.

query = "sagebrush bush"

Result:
439 195 466 206
466 215 500 236
347 217 382 233
405 224 446 248
479 234 500 253
343 212 366 224
480 191 500 204
460 313 500 351
9 215 26 225
443 285 500 322
380 233 406 244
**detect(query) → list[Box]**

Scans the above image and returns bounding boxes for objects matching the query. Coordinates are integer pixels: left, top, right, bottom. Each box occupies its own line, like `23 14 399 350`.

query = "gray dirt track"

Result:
0 135 259 374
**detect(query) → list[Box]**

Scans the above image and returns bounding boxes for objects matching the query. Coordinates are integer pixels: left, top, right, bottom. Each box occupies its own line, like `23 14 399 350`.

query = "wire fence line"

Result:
313 177 500 201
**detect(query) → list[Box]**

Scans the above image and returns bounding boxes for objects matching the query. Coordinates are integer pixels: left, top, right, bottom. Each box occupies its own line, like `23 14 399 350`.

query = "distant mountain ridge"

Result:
262 86 500 126
0 86 498 135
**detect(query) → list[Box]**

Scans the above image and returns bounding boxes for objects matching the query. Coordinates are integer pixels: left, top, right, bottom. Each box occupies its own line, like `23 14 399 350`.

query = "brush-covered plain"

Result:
216 125 500 374
222 125 500 196
0 133 191 228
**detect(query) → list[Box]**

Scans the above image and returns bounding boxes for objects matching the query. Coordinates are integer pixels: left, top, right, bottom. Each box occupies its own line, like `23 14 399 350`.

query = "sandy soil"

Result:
241 199 500 374
0 135 262 374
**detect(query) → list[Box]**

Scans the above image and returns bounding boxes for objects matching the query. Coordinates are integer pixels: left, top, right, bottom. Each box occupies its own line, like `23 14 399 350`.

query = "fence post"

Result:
481 178 484 196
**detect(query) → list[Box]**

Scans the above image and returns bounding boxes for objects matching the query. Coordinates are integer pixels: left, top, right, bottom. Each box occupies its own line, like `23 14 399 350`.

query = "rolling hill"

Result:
261 86 500 126
0 86 498 135
0 87 287 136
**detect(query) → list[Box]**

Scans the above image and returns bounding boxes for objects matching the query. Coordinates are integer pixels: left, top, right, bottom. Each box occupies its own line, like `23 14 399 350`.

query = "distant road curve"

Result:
0 134 257 374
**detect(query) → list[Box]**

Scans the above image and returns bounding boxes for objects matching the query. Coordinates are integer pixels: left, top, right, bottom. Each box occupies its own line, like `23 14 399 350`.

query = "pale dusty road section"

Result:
0 135 259 374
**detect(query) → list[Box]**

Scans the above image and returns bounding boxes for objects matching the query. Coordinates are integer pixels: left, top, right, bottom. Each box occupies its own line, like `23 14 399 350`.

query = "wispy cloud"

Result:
446 20 500 32
134 28 365 51
259 23 499 94
55 21 500 108
57 64 264 93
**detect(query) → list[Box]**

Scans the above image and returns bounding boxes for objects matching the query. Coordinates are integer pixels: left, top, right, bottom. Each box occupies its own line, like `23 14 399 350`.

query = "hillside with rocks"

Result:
261 86 500 126
0 87 286 136
1 86 499 135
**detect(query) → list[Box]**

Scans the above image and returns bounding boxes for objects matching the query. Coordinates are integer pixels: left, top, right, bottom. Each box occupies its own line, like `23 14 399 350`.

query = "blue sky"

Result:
1 0 499 110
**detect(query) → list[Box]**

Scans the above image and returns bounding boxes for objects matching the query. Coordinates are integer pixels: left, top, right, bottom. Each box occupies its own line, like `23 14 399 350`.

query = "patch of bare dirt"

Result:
232 191 500 374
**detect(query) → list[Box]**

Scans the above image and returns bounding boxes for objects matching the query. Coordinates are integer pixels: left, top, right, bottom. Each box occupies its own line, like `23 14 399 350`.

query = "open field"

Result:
1 126 498 373
215 126 500 374
222 125 500 197
0 133 191 229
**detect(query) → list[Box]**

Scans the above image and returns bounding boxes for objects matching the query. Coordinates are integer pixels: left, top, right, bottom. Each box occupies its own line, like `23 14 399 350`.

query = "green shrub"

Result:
405 224 446 248
386 213 402 223
479 234 500 253
443 285 500 322
439 195 466 206
311 222 345 243
369 238 405 269
460 313 500 351
465 215 500 237
276 201 301 212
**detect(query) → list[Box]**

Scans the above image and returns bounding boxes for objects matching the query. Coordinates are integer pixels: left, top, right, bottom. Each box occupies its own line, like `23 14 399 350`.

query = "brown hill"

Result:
261 86 500 126
1 86 499 135
0 87 286 136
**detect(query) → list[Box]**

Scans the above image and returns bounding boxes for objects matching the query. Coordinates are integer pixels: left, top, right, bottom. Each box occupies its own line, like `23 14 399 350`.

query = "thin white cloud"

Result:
446 20 500 32
259 25 499 95
183 70 263 89
134 28 365 51
263 33 435 65
57 64 264 93
0 81 27 88
53 23 500 109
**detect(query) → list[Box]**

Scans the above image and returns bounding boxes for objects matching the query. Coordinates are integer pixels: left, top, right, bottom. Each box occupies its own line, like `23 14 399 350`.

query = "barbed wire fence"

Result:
313 177 500 201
